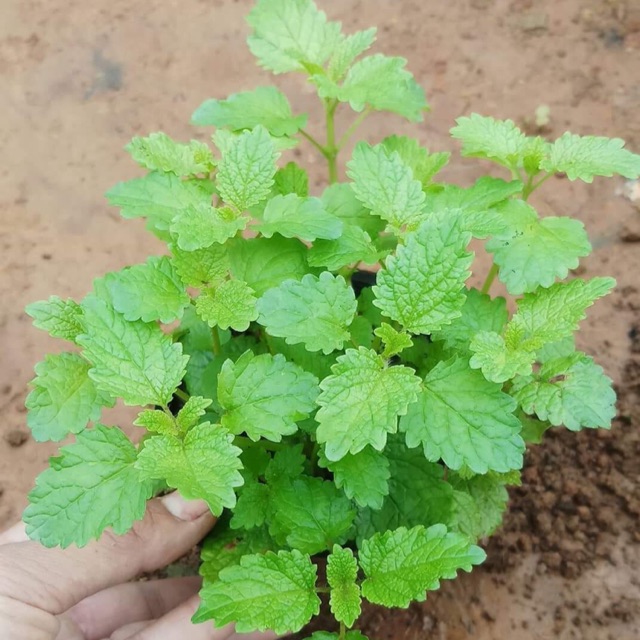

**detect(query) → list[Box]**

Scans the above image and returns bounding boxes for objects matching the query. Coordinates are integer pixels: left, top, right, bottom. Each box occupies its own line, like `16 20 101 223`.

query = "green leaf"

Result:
448 472 510 540
230 483 270 530
374 323 413 358
317 54 427 122
304 633 368 640
247 0 341 74
328 27 377 80
195 280 258 332
316 347 421 461
126 132 214 176
540 132 640 182
268 476 355 554
432 289 508 352
359 525 486 607
106 256 189 323
216 125 279 211
308 225 379 271
170 243 229 288
26 296 84 342
327 546 361 627
401 357 523 473
319 446 390 510
274 161 309 197
450 114 528 169
354 438 454 544
381 135 449 186
518 412 551 444
512 353 616 431
347 142 426 234
321 182 385 238
373 217 473 334
349 315 374 349
26 353 113 442
78 296 188 406
192 87 307 137
228 236 309 296
265 444 306 484
106 172 211 238
170 203 247 251
195 550 320 633
257 194 343 241
267 337 337 380
218 351 319 442
176 396 213 432
256 272 357 354
470 277 616 383
487 200 592 294
133 409 176 436
24 425 154 548
136 422 243 515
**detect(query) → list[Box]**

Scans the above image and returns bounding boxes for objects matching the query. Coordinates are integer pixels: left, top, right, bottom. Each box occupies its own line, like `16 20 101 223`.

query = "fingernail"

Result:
162 492 211 521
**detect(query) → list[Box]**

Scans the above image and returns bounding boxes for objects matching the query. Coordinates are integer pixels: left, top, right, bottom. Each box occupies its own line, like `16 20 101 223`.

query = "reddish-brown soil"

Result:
2 0 639 638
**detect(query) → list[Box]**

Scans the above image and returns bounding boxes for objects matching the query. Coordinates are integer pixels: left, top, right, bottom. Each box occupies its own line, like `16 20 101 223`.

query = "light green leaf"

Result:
512 353 616 431
228 236 309 296
374 323 413 358
26 353 113 442
230 483 270 530
317 54 427 122
195 280 258 332
518 412 551 444
176 396 212 432
321 182 385 238
24 425 154 548
218 351 319 442
257 194 343 241
373 217 473 334
347 142 426 234
106 256 189 323
316 347 422 461
450 114 528 169
216 126 279 211
540 132 640 182
256 272 357 354
468 332 533 384
274 162 309 197
308 225 379 270
247 0 342 73
170 243 229 288
487 200 591 294
354 438 453 544
401 357 524 473
536 335 576 363
26 296 84 342
195 550 320 633
78 296 188 406
170 203 247 251
126 132 214 176
192 87 307 137
432 289 508 352
265 445 306 484
328 27 377 80
327 546 361 627
359 525 486 607
319 446 390 510
268 476 355 554
133 409 176 436
304 633 368 640
381 135 449 186
136 422 243 515
106 172 211 238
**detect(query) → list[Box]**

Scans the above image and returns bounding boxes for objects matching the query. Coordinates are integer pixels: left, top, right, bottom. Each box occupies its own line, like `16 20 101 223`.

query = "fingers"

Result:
0 493 214 615
67 577 201 640
0 521 28 545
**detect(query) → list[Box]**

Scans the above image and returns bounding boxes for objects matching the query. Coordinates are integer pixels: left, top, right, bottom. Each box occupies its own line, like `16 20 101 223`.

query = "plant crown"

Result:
24 0 638 636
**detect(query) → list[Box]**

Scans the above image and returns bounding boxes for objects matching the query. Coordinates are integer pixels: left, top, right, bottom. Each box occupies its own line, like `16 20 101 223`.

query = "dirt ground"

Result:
1 0 639 638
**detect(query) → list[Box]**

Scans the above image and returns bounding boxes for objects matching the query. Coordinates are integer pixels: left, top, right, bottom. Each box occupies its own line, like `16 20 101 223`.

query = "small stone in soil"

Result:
4 429 28 447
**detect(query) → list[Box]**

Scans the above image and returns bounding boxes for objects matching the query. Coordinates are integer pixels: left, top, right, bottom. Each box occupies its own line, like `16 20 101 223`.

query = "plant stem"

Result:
481 263 499 295
339 621 346 640
174 388 190 403
523 172 552 200
211 326 221 356
299 129 328 157
325 99 339 184
337 108 370 150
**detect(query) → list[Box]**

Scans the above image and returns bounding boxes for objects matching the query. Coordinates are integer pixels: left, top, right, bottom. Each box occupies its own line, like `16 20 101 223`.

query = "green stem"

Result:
337 108 370 150
481 263 499 295
299 129 329 156
325 99 339 184
523 172 552 200
211 326 221 356
339 621 346 640
174 388 190 403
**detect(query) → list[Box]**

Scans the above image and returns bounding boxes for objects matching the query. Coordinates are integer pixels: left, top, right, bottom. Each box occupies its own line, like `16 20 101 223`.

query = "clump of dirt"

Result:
4 429 28 448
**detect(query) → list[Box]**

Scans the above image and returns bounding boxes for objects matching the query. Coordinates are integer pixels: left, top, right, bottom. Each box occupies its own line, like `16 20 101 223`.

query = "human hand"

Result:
0 492 278 640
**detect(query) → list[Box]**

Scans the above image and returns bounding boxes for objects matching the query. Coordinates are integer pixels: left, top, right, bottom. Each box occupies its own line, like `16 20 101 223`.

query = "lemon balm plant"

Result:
22 0 640 637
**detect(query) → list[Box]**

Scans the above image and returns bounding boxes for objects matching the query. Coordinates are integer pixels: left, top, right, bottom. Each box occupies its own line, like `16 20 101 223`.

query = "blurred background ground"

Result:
1 0 639 637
